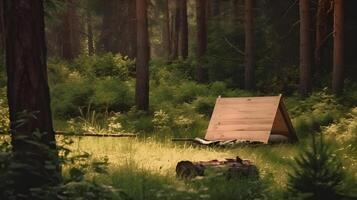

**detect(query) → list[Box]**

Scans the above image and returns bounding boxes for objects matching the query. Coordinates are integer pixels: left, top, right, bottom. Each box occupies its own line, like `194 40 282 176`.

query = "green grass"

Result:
70 137 303 199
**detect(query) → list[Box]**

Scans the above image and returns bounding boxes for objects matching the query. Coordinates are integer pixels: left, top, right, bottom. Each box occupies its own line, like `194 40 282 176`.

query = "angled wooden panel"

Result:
205 96 281 143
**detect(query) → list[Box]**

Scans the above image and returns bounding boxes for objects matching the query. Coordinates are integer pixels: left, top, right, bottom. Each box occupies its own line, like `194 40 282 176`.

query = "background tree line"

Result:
0 0 357 197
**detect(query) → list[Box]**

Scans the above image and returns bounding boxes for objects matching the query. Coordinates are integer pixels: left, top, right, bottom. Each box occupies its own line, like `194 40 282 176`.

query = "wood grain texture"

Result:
205 96 298 143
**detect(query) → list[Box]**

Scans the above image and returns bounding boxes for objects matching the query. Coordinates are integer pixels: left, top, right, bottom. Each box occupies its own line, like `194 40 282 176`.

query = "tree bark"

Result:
4 0 61 195
86 5 94 56
60 0 81 60
136 0 150 111
332 0 344 94
315 0 329 76
0 0 4 53
179 0 188 59
163 0 171 60
196 0 208 83
128 0 137 59
244 0 255 90
299 0 312 96
170 1 180 60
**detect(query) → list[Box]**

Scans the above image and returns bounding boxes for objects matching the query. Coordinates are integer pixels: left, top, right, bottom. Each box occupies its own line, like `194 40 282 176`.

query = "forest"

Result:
0 0 356 199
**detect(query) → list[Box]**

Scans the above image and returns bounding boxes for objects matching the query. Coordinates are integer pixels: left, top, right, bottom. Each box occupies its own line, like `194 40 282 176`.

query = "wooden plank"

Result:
208 119 273 125
278 100 298 141
205 130 270 143
205 96 282 143
208 124 272 131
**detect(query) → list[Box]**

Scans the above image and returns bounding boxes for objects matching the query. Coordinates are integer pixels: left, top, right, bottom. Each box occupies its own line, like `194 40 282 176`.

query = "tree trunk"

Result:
163 0 171 60
299 0 312 96
179 0 188 59
136 0 150 111
332 0 344 94
60 0 81 60
86 6 94 56
315 0 329 76
196 0 208 83
244 0 255 90
0 0 4 53
128 0 137 59
170 1 180 60
4 0 61 195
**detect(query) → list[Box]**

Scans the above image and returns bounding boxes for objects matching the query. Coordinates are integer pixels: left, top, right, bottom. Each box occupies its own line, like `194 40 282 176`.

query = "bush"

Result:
173 81 208 103
51 79 93 118
90 78 134 112
192 96 216 117
288 134 345 199
73 54 134 80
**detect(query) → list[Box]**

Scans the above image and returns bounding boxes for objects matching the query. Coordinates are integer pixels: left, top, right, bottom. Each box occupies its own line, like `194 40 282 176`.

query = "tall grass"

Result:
70 137 302 199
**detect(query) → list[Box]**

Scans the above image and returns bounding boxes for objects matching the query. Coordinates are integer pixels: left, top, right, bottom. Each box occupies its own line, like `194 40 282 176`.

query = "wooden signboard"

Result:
205 95 298 144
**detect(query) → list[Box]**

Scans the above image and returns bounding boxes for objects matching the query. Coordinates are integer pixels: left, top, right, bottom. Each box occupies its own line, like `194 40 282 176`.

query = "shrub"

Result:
90 78 134 112
47 59 72 85
324 107 357 149
288 134 344 199
51 79 93 118
192 96 216 117
73 54 134 80
173 81 208 103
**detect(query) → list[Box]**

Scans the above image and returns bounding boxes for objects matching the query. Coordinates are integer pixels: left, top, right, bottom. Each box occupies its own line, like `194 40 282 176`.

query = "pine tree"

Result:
288 134 344 199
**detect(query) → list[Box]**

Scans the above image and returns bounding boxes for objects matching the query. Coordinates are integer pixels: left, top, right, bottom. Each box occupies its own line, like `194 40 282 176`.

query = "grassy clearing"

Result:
70 136 304 199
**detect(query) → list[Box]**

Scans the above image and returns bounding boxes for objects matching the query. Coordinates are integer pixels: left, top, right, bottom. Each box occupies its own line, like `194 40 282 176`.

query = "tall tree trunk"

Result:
315 0 329 77
244 0 255 90
136 0 150 111
163 0 171 60
196 0 208 83
128 0 137 59
179 0 188 59
170 1 180 60
4 0 61 195
0 0 4 53
86 6 94 56
61 0 81 60
99 0 120 53
299 0 312 96
332 0 344 94
232 0 240 25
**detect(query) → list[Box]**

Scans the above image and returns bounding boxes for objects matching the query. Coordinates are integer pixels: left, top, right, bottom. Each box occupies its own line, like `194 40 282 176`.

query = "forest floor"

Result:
71 137 295 199
64 135 356 200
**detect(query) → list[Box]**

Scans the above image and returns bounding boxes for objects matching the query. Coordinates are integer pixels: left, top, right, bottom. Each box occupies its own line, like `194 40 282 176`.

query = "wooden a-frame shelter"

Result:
205 95 298 144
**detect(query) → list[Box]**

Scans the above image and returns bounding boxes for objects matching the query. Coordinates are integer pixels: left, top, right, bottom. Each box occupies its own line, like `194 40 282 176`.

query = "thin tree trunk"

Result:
196 0 208 83
128 0 137 59
244 0 255 90
179 0 188 59
87 6 94 56
0 0 4 53
4 0 61 195
170 1 180 60
332 0 344 94
61 0 81 60
136 0 150 111
163 0 171 60
299 0 312 96
315 0 329 77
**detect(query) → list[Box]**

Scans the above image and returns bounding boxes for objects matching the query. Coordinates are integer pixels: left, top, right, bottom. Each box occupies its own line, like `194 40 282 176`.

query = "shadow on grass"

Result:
106 160 279 200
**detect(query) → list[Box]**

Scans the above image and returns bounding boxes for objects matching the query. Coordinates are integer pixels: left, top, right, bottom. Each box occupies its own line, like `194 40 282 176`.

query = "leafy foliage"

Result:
288 134 344 199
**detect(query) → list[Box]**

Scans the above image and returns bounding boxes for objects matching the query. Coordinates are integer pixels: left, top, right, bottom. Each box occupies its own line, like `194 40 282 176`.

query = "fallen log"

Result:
55 131 138 138
176 156 258 180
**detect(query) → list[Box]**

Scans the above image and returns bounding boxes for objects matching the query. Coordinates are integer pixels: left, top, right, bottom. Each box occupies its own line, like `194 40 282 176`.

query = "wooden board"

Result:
205 95 298 143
